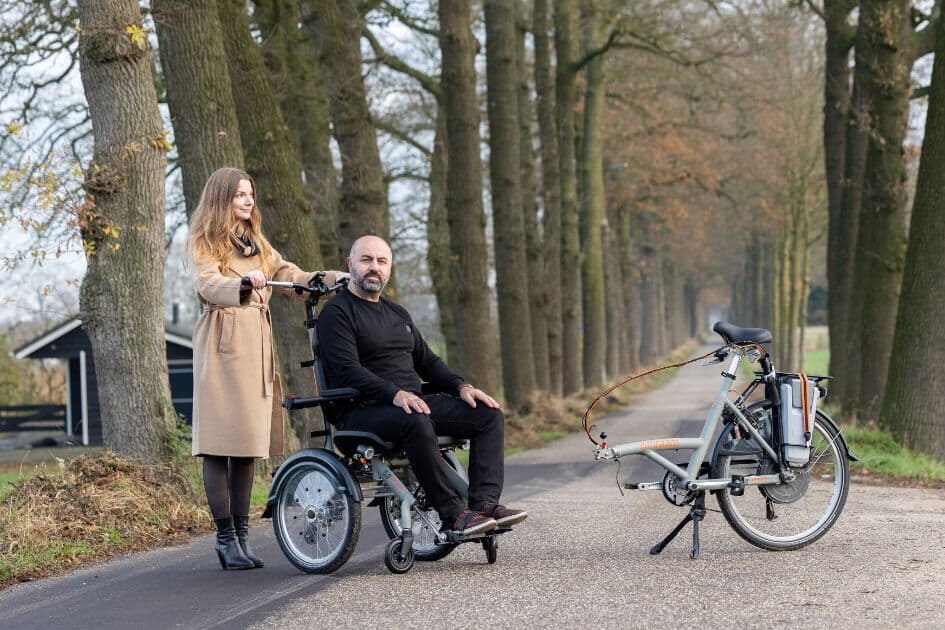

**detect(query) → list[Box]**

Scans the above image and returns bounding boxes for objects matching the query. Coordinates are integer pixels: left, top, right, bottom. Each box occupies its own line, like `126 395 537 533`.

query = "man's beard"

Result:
355 272 386 294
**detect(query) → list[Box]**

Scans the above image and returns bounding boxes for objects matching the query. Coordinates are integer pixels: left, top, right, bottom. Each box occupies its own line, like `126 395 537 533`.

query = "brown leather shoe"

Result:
479 502 528 527
447 509 497 536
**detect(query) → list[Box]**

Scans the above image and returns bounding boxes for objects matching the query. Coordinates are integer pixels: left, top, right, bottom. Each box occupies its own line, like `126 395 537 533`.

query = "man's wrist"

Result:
458 383 474 394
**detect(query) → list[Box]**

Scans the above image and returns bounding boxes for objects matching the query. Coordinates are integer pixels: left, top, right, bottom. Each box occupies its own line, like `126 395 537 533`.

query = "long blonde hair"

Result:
188 167 274 275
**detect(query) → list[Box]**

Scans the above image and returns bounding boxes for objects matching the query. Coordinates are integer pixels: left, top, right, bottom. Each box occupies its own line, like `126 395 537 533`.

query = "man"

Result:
317 235 527 536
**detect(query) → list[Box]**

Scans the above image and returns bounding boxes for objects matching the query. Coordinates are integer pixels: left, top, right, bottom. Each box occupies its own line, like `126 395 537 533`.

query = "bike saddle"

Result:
713 322 773 345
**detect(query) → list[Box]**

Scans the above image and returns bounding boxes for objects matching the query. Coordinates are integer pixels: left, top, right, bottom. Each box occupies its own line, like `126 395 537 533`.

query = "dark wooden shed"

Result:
12 318 193 446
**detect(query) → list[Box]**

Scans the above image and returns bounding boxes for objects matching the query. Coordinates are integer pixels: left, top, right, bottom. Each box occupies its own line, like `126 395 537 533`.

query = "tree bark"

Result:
555 0 583 393
517 5 551 392
153 0 244 217
851 0 913 419
578 0 606 387
255 0 342 268
438 0 499 393
832 68 869 403
301 0 388 261
881 12 945 459
638 241 662 365
426 108 459 364
534 0 563 394
822 0 855 391
615 202 638 374
77 0 176 460
216 0 327 442
604 203 624 379
485 0 537 408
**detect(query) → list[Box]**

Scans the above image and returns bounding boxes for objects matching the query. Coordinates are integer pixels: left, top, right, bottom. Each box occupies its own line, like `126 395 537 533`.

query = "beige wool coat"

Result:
190 246 337 458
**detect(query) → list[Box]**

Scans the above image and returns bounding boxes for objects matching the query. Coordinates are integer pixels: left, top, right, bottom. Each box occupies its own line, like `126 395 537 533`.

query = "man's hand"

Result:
393 390 430 414
458 384 501 409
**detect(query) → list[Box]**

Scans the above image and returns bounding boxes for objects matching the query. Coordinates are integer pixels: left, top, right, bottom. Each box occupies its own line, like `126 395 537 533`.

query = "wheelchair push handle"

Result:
240 273 348 296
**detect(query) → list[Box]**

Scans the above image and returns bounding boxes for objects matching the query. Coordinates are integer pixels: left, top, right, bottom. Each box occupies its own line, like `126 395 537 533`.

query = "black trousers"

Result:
339 393 504 523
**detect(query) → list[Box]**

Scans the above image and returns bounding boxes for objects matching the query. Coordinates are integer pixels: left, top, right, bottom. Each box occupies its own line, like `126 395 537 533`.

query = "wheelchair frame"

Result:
260 276 505 574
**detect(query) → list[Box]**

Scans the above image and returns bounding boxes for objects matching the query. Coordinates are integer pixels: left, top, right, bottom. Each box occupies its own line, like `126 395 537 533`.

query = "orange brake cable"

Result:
581 346 723 446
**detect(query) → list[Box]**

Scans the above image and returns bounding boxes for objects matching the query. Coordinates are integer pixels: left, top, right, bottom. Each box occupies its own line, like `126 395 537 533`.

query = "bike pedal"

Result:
624 481 661 490
729 474 746 496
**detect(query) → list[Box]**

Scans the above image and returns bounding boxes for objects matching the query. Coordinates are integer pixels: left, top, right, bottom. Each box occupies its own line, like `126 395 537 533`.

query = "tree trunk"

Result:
216 0 327 443
555 0 583 393
615 203 638 373
578 0 606 387
77 0 176 460
823 0 855 390
426 108 459 365
517 6 550 392
153 0 244 217
485 0 537 408
255 0 341 267
832 69 869 403
604 204 624 379
851 0 913 420
438 0 499 393
881 14 945 459
638 243 661 365
534 0 563 394
301 0 388 260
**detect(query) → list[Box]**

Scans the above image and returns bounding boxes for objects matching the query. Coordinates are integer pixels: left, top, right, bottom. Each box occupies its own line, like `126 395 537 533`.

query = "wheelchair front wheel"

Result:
483 535 498 564
272 461 361 574
384 538 415 574
379 461 460 562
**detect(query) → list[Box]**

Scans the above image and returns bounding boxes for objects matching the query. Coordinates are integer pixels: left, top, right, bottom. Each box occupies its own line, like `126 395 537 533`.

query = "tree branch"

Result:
362 26 442 99
379 1 440 38
374 118 431 156
571 28 619 73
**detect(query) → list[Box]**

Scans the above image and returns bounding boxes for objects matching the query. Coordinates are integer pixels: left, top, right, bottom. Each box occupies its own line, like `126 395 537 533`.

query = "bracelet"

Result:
458 383 474 393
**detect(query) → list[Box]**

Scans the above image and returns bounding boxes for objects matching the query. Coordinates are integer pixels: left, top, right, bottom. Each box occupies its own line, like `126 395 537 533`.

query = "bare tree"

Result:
881 10 945 459
485 0 537 407
153 0 244 217
437 0 499 393
76 0 176 459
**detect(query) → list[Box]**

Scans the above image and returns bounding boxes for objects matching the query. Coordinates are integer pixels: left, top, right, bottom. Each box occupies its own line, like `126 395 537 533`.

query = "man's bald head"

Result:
347 235 393 301
349 235 392 261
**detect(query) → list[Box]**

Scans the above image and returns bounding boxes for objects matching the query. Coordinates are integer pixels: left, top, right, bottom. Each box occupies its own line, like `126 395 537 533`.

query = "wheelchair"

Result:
260 275 507 574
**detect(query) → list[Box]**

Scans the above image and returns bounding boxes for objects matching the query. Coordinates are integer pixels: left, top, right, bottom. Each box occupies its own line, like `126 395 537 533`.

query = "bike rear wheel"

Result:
272 461 361 573
716 410 849 551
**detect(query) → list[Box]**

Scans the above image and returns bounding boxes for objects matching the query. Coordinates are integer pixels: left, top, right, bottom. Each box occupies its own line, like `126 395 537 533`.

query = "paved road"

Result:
2 348 943 629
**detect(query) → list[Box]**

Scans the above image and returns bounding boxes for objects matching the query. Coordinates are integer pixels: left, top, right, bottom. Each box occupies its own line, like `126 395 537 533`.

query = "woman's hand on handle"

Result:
244 269 266 290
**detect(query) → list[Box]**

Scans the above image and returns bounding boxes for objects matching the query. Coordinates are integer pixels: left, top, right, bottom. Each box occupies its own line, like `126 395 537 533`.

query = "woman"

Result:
188 167 342 570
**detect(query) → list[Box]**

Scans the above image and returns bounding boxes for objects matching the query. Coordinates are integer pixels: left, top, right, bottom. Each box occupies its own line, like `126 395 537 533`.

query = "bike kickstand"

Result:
649 492 706 559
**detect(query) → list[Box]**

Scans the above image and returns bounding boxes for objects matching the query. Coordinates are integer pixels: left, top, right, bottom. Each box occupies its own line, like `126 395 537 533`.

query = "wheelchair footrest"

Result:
442 527 510 544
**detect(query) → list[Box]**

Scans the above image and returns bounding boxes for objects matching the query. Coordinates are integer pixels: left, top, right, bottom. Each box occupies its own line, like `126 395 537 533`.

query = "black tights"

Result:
202 455 256 519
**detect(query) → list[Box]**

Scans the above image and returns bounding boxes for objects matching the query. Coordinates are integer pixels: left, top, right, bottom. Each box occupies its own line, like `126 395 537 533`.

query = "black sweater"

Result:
316 289 464 403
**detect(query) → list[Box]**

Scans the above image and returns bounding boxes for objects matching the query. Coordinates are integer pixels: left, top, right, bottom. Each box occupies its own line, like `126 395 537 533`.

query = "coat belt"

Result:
201 302 274 396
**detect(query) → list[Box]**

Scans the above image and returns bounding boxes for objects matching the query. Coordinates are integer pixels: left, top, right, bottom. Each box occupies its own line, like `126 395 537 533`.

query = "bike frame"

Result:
594 347 790 493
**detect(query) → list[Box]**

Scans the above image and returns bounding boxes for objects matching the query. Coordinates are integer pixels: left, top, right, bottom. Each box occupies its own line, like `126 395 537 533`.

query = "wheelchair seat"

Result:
333 430 468 458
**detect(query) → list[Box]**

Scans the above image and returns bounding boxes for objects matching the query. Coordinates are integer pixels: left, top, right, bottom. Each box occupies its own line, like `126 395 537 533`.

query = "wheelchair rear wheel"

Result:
273 461 361 573
378 457 462 562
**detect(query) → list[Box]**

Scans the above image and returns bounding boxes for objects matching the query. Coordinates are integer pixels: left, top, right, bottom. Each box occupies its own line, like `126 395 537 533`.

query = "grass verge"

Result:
841 422 945 488
0 452 210 590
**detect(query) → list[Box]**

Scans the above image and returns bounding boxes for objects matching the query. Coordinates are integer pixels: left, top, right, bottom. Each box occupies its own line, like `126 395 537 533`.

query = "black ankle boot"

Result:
233 515 264 568
214 517 254 570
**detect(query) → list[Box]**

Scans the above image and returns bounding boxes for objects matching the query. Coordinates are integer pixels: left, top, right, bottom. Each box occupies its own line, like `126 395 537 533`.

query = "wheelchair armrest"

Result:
283 387 362 410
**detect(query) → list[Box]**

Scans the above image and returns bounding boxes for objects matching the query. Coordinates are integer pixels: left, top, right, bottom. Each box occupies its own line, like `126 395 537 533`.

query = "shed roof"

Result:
12 317 193 359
